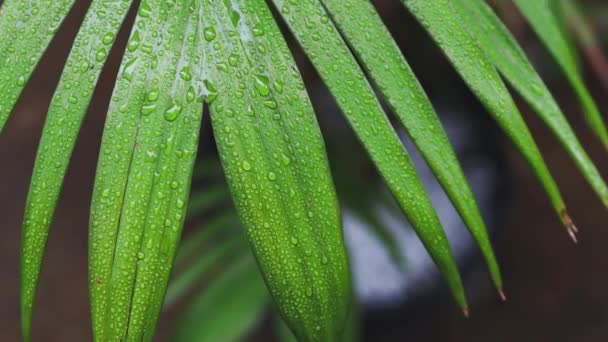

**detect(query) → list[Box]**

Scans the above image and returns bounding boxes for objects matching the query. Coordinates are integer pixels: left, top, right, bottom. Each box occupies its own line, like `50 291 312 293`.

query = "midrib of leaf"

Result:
19 1 135 340
0 0 76 132
513 0 608 151
319 0 502 292
402 0 576 238
453 0 608 208
89 0 204 340
202 0 352 340
271 0 467 311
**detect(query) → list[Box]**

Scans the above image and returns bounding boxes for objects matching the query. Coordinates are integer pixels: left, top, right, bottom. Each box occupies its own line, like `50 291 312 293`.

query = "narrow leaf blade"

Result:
275 317 298 342
272 0 467 311
89 0 205 340
402 0 576 239
186 185 230 216
453 0 608 207
559 0 608 93
513 0 608 151
0 0 76 132
320 0 503 291
20 1 135 339
202 0 352 339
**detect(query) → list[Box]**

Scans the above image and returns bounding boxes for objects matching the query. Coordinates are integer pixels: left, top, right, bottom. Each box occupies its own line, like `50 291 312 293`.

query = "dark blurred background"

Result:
1 0 608 341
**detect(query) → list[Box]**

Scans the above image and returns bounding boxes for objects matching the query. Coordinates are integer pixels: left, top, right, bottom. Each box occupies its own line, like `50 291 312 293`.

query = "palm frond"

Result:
0 0 605 340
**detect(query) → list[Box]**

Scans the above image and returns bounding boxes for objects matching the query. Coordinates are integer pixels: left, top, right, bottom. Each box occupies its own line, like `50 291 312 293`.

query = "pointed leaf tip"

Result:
561 210 579 243
498 287 507 302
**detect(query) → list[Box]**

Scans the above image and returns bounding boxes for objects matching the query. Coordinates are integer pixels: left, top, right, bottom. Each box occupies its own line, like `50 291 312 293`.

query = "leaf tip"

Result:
561 210 579 243
497 287 507 302
462 307 470 318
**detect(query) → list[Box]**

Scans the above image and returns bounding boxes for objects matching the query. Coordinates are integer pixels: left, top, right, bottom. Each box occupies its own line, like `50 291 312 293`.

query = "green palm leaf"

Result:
402 0 578 241
89 0 204 339
558 0 608 92
0 0 605 340
19 1 135 339
319 0 502 295
201 0 352 340
513 0 608 150
453 0 608 207
0 0 75 132
272 0 468 313
186 185 230 216
276 316 298 342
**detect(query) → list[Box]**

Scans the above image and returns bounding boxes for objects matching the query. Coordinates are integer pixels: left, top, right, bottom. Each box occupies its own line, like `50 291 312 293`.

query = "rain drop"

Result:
127 31 141 52
254 74 270 96
203 27 217 42
179 66 192 81
95 48 107 62
164 102 183 122
102 32 115 45
16 75 25 86
267 172 277 181
242 161 252 171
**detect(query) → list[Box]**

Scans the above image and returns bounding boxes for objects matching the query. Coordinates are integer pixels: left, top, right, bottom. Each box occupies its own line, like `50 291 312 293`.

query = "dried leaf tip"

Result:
462 307 470 318
561 210 579 243
497 287 507 302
